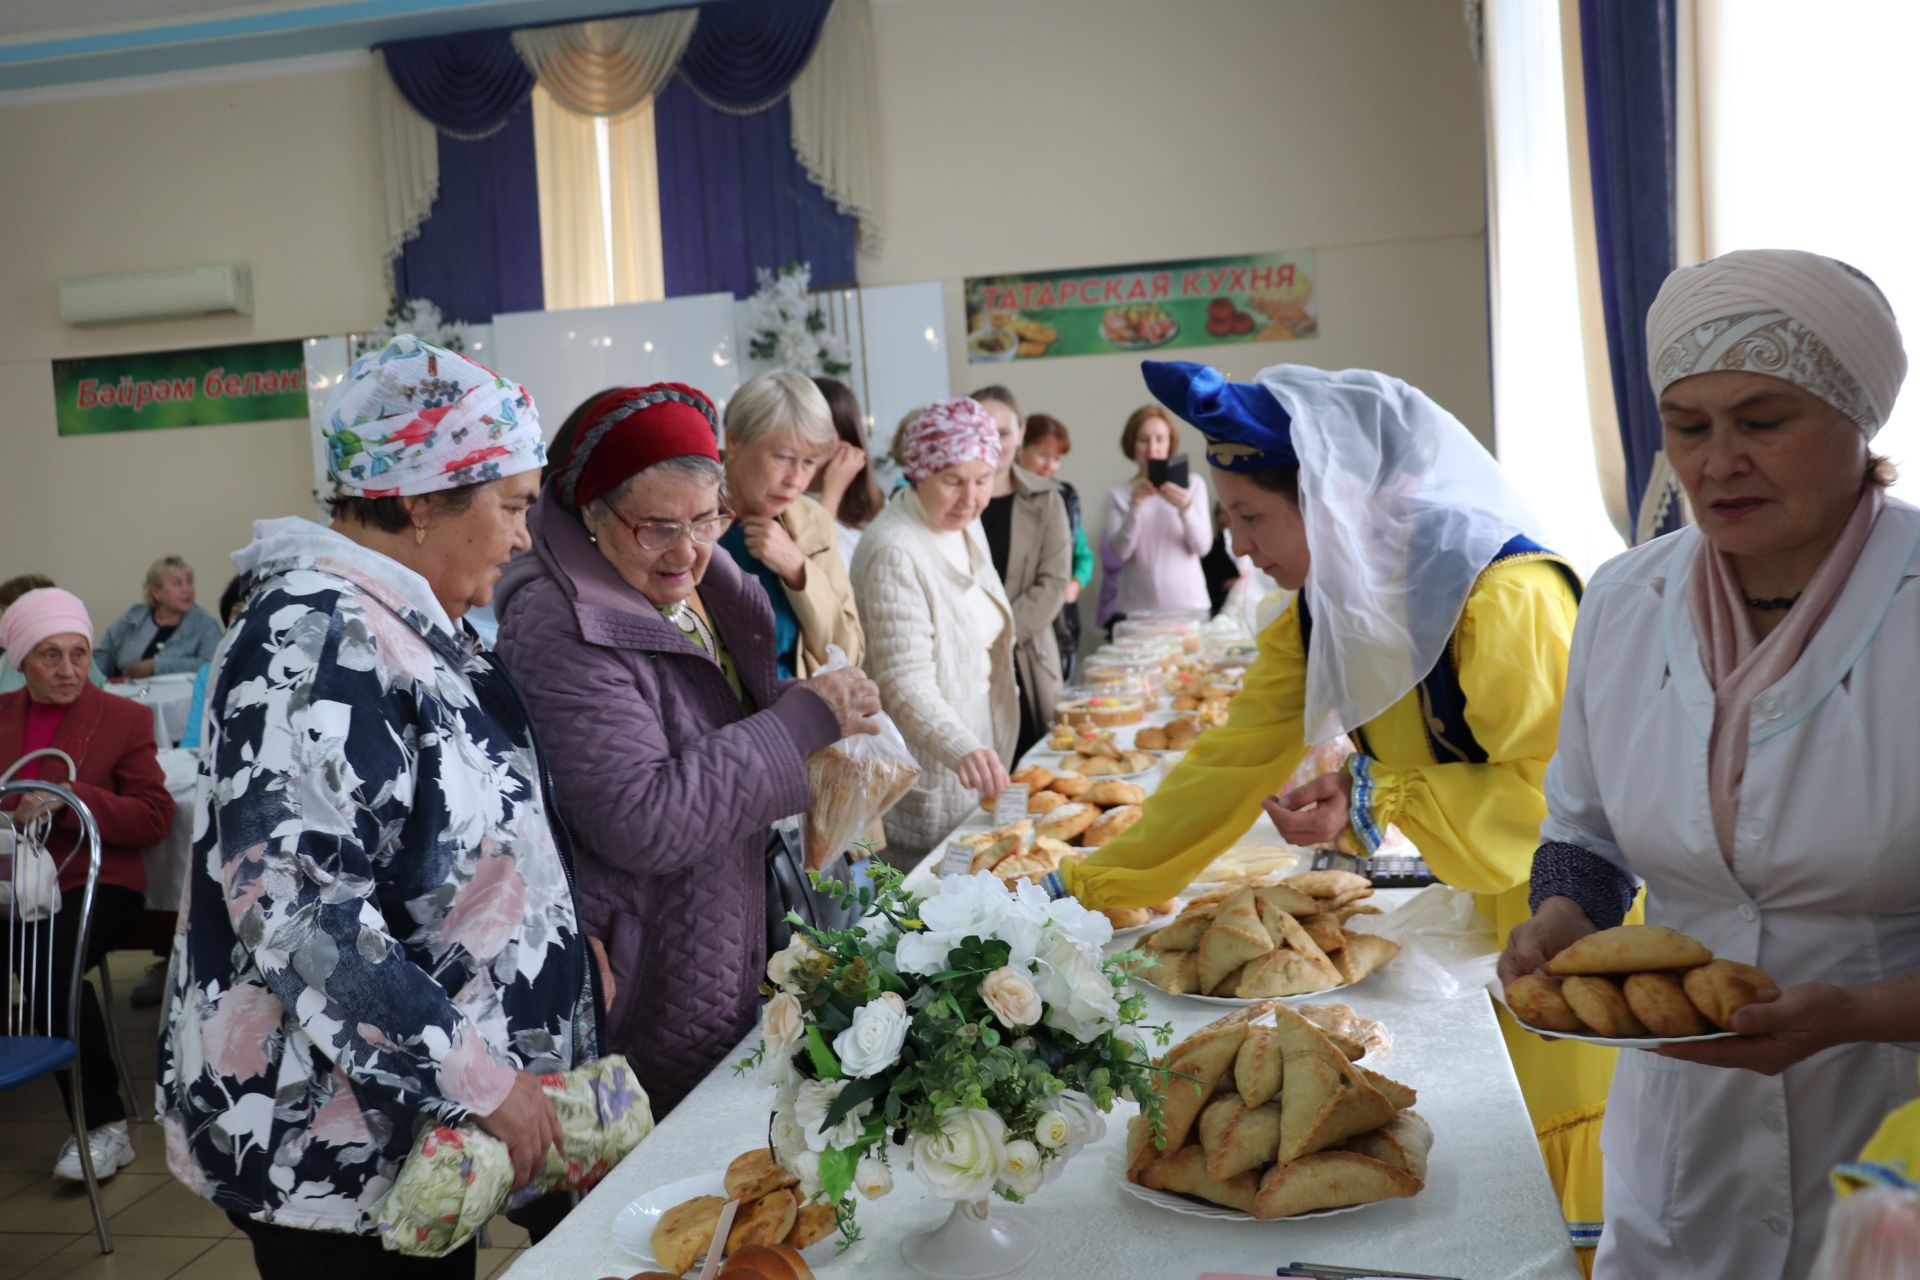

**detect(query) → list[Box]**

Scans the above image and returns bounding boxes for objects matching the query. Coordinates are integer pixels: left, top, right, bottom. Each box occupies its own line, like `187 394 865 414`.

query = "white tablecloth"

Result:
504 725 1583 1280
142 746 199 912
120 672 198 746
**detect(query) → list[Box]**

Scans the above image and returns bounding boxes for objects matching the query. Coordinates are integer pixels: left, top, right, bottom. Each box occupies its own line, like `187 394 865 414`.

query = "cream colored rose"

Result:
979 965 1043 1029
762 992 804 1052
1032 1111 1071 1150
855 1154 894 1199
911 1107 1009 1201
999 1138 1044 1197
833 991 911 1078
767 934 816 987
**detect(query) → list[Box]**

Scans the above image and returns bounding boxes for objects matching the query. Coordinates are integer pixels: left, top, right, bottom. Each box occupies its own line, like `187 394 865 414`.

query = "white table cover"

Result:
141 746 199 912
504 724 1584 1280
120 672 198 746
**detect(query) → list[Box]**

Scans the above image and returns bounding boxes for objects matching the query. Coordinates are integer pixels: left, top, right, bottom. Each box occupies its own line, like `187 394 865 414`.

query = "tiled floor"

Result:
1 952 527 1279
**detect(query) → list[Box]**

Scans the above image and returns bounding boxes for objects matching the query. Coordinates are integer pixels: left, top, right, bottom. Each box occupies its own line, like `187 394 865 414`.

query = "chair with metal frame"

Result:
1 779 114 1254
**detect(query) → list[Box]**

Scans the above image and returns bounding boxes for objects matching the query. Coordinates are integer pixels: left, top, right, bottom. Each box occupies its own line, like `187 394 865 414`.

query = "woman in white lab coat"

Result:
1500 249 1920 1280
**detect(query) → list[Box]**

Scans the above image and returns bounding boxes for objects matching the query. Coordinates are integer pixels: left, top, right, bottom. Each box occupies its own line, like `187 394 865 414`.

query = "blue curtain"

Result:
678 0 833 112
653 77 856 299
1580 0 1679 537
393 101 544 324
382 28 533 138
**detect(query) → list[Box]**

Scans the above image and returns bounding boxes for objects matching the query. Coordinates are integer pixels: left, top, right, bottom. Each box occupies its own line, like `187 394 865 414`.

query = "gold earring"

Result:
414 525 428 545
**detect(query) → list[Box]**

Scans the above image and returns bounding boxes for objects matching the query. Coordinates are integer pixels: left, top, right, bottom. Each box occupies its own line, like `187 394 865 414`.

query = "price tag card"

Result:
994 784 1029 826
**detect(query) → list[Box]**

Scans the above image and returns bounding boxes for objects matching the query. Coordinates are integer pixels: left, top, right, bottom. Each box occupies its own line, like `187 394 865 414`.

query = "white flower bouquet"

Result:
744 261 852 378
739 864 1170 1247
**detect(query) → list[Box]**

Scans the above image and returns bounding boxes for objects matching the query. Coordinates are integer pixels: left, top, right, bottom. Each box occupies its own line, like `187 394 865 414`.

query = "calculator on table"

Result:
1311 848 1437 889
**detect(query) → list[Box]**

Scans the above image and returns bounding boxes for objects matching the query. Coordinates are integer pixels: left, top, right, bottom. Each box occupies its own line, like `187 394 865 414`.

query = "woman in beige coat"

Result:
972 385 1074 756
851 399 1018 865
719 371 864 678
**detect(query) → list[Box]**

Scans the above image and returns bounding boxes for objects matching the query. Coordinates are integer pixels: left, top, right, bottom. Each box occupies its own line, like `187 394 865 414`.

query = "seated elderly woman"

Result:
0 575 105 694
94 556 222 680
718 370 864 678
850 399 1019 864
0 589 172 1182
494 384 881 1115
158 336 602 1278
1499 250 1919 1279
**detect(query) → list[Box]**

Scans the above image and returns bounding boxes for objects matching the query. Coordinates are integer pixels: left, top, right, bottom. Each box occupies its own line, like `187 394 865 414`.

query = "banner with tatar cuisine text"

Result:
963 250 1316 363
52 339 309 436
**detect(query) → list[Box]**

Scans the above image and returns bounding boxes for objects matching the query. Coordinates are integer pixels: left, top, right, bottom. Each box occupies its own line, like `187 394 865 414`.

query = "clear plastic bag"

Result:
803 646 920 870
1343 883 1500 1001
1809 1187 1920 1280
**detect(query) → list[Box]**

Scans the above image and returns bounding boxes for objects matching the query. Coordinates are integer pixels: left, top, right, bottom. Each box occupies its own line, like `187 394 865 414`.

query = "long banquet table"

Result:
507 730 1584 1280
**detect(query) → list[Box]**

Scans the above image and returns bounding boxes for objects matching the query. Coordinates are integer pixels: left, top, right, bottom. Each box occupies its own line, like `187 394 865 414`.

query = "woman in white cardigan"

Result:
851 398 1017 865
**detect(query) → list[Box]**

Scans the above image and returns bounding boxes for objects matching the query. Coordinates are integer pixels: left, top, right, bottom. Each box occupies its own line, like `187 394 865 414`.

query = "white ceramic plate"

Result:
1486 980 1741 1049
1108 1152 1381 1221
1128 972 1357 1006
611 1171 841 1273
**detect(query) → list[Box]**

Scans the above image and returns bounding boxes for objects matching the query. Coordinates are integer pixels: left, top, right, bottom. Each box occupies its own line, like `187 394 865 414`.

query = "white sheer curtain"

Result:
1698 0 1920 502
532 86 666 310
1482 0 1626 576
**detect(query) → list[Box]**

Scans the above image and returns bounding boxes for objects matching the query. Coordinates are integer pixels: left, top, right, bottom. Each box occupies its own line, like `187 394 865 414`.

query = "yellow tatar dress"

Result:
1063 558 1615 1258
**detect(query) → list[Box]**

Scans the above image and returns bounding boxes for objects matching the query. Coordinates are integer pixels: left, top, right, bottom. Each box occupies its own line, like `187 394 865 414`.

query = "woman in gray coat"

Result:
94 555 222 678
494 383 879 1114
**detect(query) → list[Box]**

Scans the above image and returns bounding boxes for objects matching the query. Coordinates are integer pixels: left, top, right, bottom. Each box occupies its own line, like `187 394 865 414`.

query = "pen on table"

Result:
1277 1264 1464 1280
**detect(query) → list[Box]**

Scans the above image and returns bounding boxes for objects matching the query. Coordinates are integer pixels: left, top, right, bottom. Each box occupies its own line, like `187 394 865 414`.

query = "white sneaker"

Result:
52 1120 134 1182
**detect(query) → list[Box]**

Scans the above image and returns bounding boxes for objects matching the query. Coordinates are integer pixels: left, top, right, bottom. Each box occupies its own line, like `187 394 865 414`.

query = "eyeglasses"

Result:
607 507 735 552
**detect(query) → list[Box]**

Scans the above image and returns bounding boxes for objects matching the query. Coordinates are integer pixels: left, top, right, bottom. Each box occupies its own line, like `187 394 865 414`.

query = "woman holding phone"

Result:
1105 404 1212 624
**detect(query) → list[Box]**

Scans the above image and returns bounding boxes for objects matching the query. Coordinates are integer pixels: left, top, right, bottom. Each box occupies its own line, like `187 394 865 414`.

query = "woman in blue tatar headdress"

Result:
1060 360 1616 1267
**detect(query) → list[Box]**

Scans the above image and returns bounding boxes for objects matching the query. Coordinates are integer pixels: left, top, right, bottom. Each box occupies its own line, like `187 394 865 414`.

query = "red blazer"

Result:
0 682 174 895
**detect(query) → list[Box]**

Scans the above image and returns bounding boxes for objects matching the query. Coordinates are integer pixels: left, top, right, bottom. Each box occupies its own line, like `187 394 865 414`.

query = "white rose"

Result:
787 1147 824 1199
910 1107 1009 1201
1042 893 1114 951
767 935 817 988
1055 1090 1107 1147
770 1108 808 1165
855 1154 893 1199
1032 1111 1072 1150
1036 937 1121 1043
762 992 804 1053
833 991 911 1078
792 1079 845 1153
893 929 956 977
978 966 1043 1029
999 1138 1044 1197
758 1046 801 1089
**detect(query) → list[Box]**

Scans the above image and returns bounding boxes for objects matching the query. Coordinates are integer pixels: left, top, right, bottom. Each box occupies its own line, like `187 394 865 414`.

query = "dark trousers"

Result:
9 882 144 1127
228 1214 476 1280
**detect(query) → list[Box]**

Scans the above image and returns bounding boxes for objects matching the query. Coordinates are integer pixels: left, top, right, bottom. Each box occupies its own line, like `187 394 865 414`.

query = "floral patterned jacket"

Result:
157 517 595 1233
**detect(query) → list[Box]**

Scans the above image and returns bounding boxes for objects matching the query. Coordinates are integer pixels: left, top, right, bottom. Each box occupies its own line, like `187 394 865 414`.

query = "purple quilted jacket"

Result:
493 505 839 1114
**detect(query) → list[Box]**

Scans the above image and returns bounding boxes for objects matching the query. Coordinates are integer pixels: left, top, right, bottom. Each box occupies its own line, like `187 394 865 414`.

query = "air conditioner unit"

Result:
58 264 253 327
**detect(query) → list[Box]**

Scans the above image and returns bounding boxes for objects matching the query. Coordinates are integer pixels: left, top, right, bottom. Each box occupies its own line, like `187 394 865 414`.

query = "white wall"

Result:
862 0 1490 624
0 57 388 623
0 1 1488 635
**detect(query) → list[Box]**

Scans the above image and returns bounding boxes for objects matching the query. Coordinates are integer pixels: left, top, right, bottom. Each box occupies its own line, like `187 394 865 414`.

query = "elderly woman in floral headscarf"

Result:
850 398 1018 864
158 336 602 1279
1501 250 1917 1280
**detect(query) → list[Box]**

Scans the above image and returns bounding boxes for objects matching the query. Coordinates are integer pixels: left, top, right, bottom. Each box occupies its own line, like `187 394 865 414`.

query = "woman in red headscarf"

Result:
493 385 881 1114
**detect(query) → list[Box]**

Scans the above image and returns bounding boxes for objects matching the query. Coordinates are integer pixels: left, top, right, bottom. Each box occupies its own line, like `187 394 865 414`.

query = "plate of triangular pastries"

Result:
1121 1002 1428 1219
1133 872 1398 1002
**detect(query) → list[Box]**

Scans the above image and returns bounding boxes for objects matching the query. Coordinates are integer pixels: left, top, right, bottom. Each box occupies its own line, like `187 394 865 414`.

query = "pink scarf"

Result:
1688 487 1883 864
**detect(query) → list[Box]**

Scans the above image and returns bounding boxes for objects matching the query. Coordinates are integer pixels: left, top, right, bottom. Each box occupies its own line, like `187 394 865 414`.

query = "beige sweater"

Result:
850 490 1018 861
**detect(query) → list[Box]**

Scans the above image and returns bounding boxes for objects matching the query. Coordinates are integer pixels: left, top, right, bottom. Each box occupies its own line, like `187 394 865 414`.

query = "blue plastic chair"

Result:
2 779 112 1253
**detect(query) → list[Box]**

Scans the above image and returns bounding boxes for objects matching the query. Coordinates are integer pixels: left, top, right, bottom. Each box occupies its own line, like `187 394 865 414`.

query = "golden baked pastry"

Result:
1104 906 1152 929
1272 1004 1396 1162
1164 716 1203 749
1623 971 1710 1038
1345 1112 1432 1181
1009 763 1054 790
1681 960 1781 1031
1200 1096 1286 1180
1035 801 1099 844
1249 883 1322 918
1082 805 1143 848
1027 789 1067 815
652 1194 726 1275
1546 924 1713 976
1235 947 1341 998
1302 915 1346 955
1136 1143 1257 1215
1209 963 1249 997
1234 1024 1283 1107
1148 1016 1249 1151
1284 870 1373 901
725 1149 799 1203
783 1201 836 1250
1138 948 1201 994
1149 896 1181 915
1047 771 1093 798
726 1188 797 1255
1560 976 1647 1037
1199 890 1273 994
718 1242 819 1280
1356 1066 1416 1111
1334 934 1399 985
1254 1150 1421 1220
1504 974 1584 1034
1134 725 1169 750
1144 903 1217 951
1086 780 1148 807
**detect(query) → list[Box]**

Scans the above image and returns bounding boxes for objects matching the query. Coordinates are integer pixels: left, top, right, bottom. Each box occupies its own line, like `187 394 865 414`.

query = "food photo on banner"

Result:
50 337 309 435
963 249 1316 363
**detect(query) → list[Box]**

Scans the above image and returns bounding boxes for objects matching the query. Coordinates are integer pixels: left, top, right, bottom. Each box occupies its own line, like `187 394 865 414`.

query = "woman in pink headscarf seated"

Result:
848 399 1019 865
1499 250 1919 1280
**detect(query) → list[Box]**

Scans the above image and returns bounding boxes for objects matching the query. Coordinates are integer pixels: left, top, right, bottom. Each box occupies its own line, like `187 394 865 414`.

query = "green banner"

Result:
963 250 1316 363
52 339 308 436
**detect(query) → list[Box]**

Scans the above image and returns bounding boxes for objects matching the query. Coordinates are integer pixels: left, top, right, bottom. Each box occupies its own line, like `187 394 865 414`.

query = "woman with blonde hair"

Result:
719 371 863 678
95 555 222 679
1104 404 1212 624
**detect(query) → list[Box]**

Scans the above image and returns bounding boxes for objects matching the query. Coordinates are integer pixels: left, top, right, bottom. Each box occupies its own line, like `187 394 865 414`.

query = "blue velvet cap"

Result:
1141 360 1296 471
